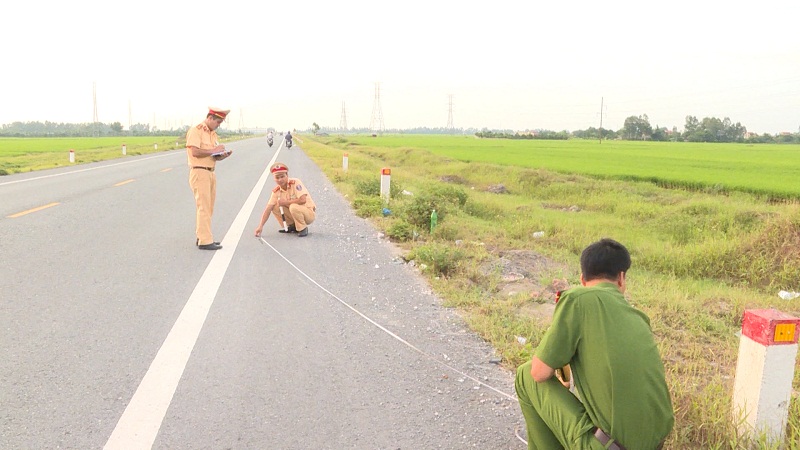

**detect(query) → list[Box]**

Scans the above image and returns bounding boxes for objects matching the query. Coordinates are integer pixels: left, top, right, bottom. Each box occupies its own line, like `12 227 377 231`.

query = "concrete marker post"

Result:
732 308 800 445
69 149 75 163
154 143 158 151
122 143 127 155
380 167 391 203
343 152 349 172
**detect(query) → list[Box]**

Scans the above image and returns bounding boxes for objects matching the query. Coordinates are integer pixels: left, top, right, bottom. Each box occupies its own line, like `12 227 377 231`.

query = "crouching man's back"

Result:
515 238 674 449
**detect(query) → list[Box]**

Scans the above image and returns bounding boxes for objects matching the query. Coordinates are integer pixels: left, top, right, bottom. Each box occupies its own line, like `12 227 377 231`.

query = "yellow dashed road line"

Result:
8 202 60 218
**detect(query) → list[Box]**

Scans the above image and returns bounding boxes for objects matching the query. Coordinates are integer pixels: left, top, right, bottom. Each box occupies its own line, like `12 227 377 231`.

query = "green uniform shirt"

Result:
535 282 674 448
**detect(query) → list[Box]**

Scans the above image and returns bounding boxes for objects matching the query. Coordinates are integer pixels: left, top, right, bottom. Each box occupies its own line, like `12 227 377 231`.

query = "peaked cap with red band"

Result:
208 107 230 120
270 162 289 173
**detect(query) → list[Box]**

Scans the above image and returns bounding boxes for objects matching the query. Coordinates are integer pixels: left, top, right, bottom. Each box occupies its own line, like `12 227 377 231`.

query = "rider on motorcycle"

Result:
285 131 293 148
267 130 274 147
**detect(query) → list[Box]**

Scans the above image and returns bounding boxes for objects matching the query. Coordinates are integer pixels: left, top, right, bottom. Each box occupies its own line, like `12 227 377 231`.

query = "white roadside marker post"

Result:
343 152 349 172
69 149 75 163
380 167 391 203
732 308 800 445
122 143 127 155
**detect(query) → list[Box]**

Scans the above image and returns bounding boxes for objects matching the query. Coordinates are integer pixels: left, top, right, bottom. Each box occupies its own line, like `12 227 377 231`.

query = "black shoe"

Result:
278 224 297 233
198 243 223 250
297 228 308 237
196 239 220 246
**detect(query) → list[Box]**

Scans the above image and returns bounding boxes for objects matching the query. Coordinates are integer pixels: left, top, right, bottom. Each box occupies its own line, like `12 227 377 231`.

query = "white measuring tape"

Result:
257 236 529 446
258 236 521 401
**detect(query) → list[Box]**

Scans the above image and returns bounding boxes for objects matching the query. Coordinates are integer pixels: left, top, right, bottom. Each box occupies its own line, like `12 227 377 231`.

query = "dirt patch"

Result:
487 184 508 194
542 203 582 212
479 250 571 322
439 175 468 184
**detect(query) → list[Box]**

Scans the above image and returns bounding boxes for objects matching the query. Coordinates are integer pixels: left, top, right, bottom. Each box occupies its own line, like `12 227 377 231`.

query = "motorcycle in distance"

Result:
286 137 293 148
267 137 273 147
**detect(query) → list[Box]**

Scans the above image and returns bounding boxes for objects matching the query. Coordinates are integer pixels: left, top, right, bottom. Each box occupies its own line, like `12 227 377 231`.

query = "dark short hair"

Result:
580 238 631 281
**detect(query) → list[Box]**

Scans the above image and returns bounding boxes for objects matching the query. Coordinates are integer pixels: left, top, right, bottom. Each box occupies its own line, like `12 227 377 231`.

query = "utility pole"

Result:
339 101 348 132
446 94 454 132
369 82 385 134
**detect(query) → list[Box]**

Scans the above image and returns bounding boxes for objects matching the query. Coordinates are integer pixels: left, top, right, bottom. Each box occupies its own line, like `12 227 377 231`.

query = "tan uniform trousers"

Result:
189 168 216 245
271 203 315 231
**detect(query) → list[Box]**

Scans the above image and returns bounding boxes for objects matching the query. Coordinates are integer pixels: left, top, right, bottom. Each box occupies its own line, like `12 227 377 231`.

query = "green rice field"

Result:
0 136 241 174
0 136 183 157
340 135 800 200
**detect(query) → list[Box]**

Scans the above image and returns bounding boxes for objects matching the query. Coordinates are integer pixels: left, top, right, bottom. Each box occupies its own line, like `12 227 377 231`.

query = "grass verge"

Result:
303 134 800 449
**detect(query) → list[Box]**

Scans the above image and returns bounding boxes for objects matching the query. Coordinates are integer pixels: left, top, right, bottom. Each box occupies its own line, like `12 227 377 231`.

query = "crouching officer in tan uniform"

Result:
186 107 233 250
254 162 316 237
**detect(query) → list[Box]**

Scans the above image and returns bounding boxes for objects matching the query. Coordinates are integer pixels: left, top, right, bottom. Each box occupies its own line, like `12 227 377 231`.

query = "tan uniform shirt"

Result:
269 178 316 210
185 123 218 168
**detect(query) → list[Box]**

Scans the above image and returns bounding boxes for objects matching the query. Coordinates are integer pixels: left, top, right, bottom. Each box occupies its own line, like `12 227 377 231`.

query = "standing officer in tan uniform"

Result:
186 107 233 250
254 162 316 237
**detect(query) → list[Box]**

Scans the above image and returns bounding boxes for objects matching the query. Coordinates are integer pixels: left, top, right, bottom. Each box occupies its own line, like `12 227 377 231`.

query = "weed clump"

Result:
386 220 415 242
408 243 465 277
352 196 383 218
404 185 467 230
737 215 800 288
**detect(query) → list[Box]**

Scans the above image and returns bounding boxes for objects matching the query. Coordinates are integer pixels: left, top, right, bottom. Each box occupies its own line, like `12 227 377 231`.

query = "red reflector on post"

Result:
381 168 391 175
742 309 800 345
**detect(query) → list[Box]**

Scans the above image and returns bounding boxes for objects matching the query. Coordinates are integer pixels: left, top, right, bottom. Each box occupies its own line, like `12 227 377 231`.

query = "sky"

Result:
3 0 799 134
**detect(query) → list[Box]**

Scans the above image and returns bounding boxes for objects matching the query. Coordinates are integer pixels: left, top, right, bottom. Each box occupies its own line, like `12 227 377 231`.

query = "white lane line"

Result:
0 152 177 187
104 151 281 450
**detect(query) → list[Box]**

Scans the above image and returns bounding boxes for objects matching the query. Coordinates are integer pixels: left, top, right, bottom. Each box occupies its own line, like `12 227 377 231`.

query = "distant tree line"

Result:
478 114 800 144
1 121 168 137
0 121 240 137
8 118 797 144
312 125 482 135
475 129 570 140
610 114 752 143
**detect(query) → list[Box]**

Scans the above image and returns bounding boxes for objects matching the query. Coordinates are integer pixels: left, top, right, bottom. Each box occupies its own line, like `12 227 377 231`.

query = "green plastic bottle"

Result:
430 209 438 233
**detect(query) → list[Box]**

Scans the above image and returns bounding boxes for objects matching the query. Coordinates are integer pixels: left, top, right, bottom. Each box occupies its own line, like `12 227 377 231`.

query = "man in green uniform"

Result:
515 238 673 449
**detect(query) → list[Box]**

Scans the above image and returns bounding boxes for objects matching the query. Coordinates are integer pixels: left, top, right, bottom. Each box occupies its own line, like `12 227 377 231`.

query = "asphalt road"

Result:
0 137 525 449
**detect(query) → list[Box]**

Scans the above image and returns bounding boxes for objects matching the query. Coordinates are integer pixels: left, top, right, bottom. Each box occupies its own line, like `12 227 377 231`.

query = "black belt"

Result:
594 428 626 450
191 166 214 172
593 429 665 450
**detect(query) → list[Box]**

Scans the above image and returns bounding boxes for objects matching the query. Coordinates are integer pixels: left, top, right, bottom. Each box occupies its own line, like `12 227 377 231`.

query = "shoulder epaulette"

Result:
272 185 281 192
288 179 296 185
